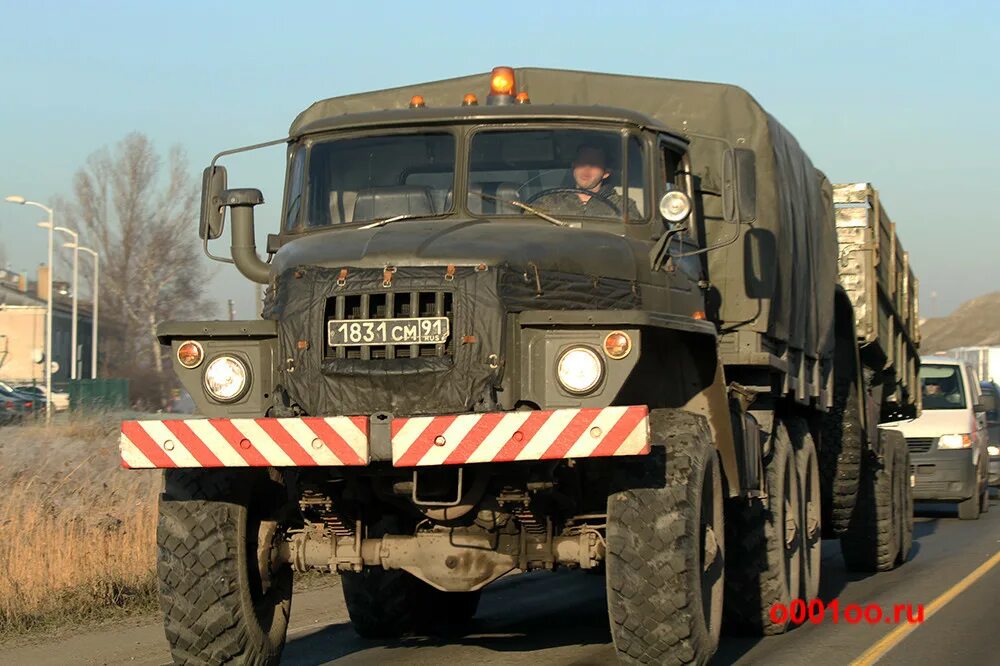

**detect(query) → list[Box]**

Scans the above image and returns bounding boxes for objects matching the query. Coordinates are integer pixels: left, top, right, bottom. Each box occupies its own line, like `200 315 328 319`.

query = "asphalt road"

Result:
4 496 999 665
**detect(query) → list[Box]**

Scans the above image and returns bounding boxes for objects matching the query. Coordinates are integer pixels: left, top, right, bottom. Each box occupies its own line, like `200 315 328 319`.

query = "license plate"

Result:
327 317 450 346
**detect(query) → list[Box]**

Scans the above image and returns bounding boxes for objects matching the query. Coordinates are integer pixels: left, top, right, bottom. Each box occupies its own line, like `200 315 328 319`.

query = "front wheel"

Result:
606 409 724 665
157 469 293 665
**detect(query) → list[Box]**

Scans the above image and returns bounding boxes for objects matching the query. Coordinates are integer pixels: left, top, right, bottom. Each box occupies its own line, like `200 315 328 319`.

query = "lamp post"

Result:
42 223 80 379
64 243 99 379
5 195 54 423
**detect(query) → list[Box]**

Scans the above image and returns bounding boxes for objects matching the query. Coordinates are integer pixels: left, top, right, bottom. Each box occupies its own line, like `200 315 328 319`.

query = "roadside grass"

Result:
0 411 340 644
0 413 161 642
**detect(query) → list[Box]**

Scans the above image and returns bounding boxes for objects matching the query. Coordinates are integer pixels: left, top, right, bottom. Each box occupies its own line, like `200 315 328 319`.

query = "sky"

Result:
1 0 997 320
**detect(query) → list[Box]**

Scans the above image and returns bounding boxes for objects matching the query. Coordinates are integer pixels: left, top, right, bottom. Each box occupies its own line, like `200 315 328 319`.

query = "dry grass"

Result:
0 413 161 640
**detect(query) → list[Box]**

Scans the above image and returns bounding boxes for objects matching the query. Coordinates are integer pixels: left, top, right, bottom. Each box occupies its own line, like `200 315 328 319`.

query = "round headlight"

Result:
556 346 604 395
204 355 250 402
659 190 692 223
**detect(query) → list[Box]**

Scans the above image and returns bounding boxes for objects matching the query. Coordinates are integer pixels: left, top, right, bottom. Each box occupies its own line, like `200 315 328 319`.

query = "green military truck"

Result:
121 68 920 665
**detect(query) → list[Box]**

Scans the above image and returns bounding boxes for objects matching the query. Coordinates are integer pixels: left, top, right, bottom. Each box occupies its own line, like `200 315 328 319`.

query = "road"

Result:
3 497 999 665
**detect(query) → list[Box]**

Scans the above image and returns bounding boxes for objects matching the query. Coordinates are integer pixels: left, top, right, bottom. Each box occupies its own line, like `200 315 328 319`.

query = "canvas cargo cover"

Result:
292 68 838 361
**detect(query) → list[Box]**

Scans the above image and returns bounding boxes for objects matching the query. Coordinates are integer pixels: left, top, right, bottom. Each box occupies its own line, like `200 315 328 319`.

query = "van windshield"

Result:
920 364 966 410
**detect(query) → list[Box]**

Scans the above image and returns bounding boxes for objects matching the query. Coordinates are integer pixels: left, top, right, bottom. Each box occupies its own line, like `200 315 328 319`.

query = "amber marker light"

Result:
462 93 479 106
693 311 707 320
489 67 516 96
177 340 205 369
409 95 426 108
515 91 531 104
603 331 633 359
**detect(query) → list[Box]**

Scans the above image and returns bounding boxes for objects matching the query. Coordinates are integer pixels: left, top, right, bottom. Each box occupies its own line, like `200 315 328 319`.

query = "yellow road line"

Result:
851 549 1000 665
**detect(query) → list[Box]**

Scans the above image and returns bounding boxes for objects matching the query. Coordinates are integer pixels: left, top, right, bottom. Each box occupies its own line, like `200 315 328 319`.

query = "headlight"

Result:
204 355 250 402
556 346 604 395
988 445 1000 456
938 434 973 449
659 190 692 223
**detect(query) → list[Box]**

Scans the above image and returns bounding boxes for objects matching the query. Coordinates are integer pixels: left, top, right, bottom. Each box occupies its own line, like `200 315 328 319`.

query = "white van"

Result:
882 356 990 519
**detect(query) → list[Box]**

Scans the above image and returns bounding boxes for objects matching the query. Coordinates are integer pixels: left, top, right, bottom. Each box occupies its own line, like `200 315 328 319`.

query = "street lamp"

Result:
5 195 54 423
41 222 80 379
64 243 98 379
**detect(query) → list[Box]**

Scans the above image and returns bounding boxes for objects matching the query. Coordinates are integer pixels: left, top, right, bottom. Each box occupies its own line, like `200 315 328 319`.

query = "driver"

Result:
532 144 641 219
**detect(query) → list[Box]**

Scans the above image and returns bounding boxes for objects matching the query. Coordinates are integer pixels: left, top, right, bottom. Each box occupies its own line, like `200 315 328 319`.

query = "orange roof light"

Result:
409 95 426 109
489 67 516 97
515 91 530 104
462 93 479 106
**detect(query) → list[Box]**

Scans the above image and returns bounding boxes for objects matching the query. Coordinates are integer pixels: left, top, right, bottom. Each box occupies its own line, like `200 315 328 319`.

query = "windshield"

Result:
468 129 646 221
920 364 967 410
295 133 456 229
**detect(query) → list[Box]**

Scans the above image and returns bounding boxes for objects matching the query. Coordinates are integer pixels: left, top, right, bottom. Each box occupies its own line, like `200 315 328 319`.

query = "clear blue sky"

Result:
1 0 996 319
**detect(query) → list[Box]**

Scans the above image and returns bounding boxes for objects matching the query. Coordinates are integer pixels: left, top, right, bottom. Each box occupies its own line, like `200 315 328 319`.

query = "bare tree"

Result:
56 132 214 387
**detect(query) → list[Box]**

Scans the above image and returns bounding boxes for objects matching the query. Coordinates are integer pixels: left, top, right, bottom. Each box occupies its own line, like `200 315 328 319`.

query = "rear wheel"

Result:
820 343 864 536
606 409 724 665
891 432 913 565
789 419 821 602
724 421 800 635
841 430 899 571
157 469 292 666
341 569 481 638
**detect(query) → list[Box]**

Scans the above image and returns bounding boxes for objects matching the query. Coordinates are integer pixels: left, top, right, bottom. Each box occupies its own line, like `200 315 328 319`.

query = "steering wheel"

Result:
525 187 621 215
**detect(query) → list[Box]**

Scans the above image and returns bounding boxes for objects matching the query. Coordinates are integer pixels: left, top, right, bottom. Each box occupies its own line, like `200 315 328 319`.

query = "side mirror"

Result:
723 148 757 223
199 166 228 240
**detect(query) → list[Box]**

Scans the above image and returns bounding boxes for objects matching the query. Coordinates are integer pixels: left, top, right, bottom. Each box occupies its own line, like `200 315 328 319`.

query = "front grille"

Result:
324 291 454 360
907 438 934 454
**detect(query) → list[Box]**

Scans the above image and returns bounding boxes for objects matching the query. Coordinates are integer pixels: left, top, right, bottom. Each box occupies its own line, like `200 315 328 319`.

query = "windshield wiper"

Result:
467 191 572 228
357 214 428 230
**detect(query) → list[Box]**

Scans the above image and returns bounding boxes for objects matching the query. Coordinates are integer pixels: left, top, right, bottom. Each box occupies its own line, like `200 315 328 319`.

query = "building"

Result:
0 266 95 384
946 346 1000 385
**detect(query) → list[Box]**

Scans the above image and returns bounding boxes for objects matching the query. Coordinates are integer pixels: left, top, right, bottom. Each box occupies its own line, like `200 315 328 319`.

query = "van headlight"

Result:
204 355 250 402
938 434 973 449
556 346 604 395
988 445 1000 456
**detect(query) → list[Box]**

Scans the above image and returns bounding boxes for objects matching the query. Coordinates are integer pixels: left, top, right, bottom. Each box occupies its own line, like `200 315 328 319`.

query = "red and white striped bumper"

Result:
120 406 649 469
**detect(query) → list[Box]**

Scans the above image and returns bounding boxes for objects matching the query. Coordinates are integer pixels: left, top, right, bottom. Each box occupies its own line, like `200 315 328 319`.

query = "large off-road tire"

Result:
606 409 724 665
841 430 900 571
888 431 913 565
788 419 822 602
820 344 864 536
158 469 293 666
341 569 481 638
723 420 800 635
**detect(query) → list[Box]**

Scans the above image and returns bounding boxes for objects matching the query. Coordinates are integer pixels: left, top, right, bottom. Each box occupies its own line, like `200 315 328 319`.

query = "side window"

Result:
660 144 682 189
284 147 306 231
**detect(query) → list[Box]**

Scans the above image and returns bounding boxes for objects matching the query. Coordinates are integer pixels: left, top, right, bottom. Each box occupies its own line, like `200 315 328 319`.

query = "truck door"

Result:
658 137 701 284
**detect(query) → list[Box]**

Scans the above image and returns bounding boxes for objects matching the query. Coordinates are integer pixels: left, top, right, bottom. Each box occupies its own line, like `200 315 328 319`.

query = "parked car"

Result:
883 357 991 519
0 381 45 414
14 384 70 412
0 384 35 423
980 380 1000 487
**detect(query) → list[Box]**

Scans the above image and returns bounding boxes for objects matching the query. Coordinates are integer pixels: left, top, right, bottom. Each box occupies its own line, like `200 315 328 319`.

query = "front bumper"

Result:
120 405 650 469
911 449 978 501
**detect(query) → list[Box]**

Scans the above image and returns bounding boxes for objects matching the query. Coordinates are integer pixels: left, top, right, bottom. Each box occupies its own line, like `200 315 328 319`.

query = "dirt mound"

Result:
920 292 1000 353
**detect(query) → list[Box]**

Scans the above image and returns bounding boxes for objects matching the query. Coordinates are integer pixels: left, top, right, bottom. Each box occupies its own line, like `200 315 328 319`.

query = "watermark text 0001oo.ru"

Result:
770 599 925 625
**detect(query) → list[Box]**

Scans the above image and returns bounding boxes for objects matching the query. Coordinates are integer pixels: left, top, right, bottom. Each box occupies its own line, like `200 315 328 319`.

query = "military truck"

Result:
121 68 920 665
